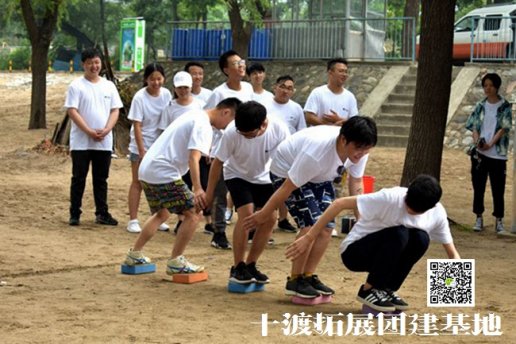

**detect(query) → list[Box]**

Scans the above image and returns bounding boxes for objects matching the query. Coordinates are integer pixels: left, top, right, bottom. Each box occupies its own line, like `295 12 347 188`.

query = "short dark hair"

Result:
405 174 443 213
215 97 242 112
246 62 265 76
218 50 240 76
143 62 165 87
235 101 266 132
481 73 502 93
276 75 294 84
184 61 204 72
327 58 348 71
339 116 377 148
81 48 102 62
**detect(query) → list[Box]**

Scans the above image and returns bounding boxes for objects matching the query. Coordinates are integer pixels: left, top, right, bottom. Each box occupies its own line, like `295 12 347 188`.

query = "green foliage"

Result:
9 46 31 69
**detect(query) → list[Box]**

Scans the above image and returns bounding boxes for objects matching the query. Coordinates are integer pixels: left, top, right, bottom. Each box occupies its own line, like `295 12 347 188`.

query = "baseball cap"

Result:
173 71 192 88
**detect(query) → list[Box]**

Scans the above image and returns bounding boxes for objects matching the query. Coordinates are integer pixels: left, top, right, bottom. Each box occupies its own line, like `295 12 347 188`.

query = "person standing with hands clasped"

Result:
465 73 512 233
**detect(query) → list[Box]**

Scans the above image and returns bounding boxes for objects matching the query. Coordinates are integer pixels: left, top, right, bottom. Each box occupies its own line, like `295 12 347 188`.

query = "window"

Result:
484 15 502 31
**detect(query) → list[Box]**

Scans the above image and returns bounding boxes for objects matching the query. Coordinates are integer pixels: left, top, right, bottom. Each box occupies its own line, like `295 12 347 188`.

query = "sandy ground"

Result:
0 72 515 344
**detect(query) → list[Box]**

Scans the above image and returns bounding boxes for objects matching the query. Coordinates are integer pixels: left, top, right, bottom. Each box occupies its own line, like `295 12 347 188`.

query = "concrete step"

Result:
377 134 409 148
380 103 414 114
402 75 417 83
376 123 411 136
387 94 415 104
375 113 413 125
394 84 416 94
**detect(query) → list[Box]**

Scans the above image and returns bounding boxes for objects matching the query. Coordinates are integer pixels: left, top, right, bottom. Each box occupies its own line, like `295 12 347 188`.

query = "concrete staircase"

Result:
375 67 417 147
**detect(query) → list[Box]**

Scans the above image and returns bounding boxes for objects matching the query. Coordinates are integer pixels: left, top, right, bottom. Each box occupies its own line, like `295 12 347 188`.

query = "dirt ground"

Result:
0 72 515 344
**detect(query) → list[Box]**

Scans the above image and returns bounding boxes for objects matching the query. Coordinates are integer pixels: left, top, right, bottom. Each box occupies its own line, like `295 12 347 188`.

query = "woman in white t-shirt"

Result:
465 73 513 233
127 63 172 233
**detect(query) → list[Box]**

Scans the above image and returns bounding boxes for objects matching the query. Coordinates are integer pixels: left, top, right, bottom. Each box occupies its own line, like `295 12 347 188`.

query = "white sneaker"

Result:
127 219 142 233
158 223 170 231
331 228 339 237
166 255 204 275
125 249 151 266
473 217 483 232
495 218 504 233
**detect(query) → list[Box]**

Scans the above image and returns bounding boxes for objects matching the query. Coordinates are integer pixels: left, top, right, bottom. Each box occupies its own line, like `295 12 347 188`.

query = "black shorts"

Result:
225 178 274 210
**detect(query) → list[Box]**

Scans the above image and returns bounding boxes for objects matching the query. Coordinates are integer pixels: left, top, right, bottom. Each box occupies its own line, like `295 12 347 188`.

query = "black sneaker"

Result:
211 232 232 250
307 275 335 295
69 216 80 226
204 223 215 234
173 220 182 235
278 219 297 233
95 213 118 226
385 289 409 310
229 262 255 284
356 285 396 312
246 262 270 284
285 276 320 298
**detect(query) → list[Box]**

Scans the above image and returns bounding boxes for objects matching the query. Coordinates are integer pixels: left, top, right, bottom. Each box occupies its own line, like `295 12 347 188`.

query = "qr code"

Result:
427 259 475 307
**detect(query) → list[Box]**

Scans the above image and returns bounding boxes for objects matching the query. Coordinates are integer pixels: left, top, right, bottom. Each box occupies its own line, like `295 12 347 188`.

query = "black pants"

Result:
341 226 429 291
471 152 506 218
182 157 212 217
70 150 112 217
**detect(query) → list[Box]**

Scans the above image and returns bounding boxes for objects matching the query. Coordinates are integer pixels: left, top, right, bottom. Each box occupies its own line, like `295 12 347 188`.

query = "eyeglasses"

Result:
230 59 246 67
278 84 295 92
333 165 346 184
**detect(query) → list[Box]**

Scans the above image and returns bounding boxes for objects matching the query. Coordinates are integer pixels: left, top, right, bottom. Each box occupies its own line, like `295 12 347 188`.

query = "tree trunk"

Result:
227 0 252 59
402 0 419 58
400 0 456 186
29 42 50 129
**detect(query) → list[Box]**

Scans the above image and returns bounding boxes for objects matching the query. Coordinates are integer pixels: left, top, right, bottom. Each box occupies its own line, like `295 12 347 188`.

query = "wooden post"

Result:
9 60 12 73
69 59 74 73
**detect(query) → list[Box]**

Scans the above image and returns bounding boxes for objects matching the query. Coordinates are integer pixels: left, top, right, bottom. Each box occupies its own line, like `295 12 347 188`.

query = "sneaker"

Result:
496 218 504 233
246 262 270 284
127 219 142 233
158 223 169 231
173 220 182 235
69 216 80 226
166 255 204 275
229 261 255 284
473 216 483 232
247 229 255 243
268 237 275 245
331 228 339 237
95 213 118 226
385 289 409 311
124 249 151 266
211 232 232 249
204 223 215 234
225 208 233 224
356 285 396 312
278 219 297 233
307 275 335 295
285 276 321 298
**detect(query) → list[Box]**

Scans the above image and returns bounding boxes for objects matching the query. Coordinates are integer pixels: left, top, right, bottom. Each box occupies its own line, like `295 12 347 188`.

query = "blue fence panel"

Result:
171 29 188 59
185 29 205 58
249 29 270 59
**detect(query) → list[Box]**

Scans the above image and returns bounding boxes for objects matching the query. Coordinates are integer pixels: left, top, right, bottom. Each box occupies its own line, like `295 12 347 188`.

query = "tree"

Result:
400 0 456 185
20 0 64 129
402 0 419 58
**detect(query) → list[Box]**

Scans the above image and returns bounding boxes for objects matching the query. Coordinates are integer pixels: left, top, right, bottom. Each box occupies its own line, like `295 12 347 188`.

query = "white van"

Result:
453 3 516 60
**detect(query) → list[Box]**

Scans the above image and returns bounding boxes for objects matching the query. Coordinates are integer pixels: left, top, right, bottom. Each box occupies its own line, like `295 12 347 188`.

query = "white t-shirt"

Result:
158 98 204 131
138 111 213 184
271 126 368 187
192 87 213 108
128 87 172 154
214 117 290 184
480 100 504 159
251 90 274 105
267 99 307 134
304 85 358 121
204 81 254 109
339 187 453 254
64 76 123 151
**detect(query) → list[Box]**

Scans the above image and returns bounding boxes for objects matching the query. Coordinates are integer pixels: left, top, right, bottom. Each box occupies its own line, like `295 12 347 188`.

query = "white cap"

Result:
173 71 192 88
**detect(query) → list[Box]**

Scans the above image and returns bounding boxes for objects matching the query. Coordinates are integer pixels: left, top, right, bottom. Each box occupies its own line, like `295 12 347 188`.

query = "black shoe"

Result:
246 262 270 284
204 223 215 234
69 216 80 226
385 289 409 310
247 229 255 243
278 219 297 233
307 275 335 295
211 232 232 250
229 262 255 284
173 220 182 235
356 285 396 312
95 213 118 226
285 276 320 298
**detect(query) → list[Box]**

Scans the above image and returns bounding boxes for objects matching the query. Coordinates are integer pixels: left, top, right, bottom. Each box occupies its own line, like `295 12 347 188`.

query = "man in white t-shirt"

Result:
184 61 213 108
123 98 241 274
206 101 290 284
244 116 377 299
64 48 123 227
304 58 358 126
286 175 461 312
247 62 274 105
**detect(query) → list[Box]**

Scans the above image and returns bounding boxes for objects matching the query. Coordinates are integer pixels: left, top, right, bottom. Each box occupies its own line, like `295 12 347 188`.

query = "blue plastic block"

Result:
121 264 156 275
227 281 265 293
